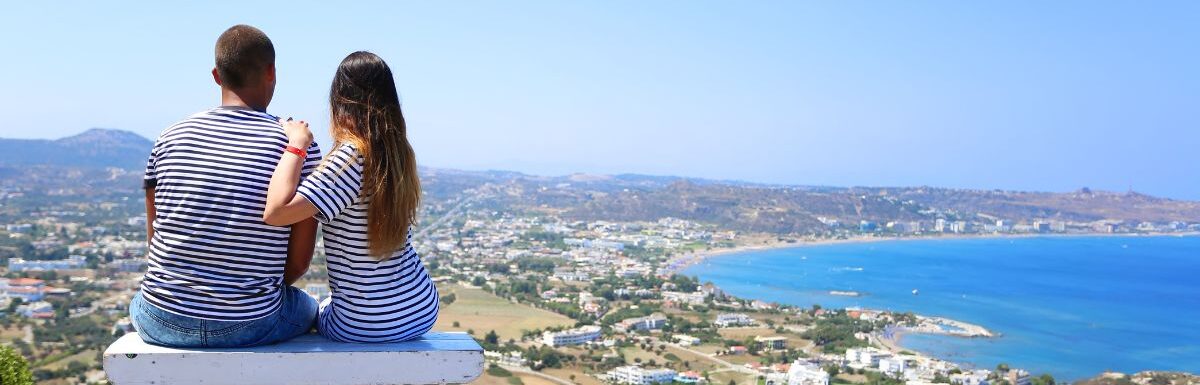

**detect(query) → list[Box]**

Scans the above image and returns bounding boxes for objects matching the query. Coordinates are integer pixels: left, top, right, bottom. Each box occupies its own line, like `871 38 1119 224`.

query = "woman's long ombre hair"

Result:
328 51 420 259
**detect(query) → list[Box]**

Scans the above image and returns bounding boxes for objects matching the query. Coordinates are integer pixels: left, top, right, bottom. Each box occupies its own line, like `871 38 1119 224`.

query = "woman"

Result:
263 51 438 343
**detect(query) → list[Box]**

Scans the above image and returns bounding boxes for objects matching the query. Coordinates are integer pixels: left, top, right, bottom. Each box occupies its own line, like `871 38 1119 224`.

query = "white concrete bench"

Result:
102 332 484 385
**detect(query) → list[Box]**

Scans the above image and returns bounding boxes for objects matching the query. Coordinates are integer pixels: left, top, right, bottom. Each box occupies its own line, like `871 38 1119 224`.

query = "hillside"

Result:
0 128 153 169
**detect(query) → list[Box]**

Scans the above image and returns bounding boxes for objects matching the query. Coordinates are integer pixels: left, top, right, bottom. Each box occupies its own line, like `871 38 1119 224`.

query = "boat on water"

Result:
912 289 920 295
829 290 861 297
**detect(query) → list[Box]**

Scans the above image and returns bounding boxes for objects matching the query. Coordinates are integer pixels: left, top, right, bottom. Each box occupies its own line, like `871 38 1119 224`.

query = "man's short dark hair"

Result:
214 25 275 89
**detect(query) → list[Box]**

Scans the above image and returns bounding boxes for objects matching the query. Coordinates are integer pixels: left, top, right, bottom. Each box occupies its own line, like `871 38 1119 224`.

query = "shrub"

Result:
0 346 34 385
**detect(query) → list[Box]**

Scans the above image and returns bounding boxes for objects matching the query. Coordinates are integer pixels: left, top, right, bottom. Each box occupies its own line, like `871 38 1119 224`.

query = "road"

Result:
415 192 486 238
506 367 575 385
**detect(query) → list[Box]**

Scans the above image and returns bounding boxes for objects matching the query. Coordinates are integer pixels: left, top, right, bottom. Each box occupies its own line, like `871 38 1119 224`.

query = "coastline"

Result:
672 231 1199 377
670 231 1198 274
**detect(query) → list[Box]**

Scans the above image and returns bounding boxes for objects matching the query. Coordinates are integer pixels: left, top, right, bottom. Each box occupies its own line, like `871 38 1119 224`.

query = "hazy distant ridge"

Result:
4 129 1197 231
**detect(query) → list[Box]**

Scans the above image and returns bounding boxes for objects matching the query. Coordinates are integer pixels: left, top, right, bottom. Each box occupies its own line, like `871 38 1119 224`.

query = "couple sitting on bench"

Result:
131 24 439 347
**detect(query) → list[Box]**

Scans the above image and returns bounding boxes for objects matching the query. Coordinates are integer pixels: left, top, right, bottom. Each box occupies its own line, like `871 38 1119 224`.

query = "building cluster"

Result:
419 211 727 288
825 215 1199 237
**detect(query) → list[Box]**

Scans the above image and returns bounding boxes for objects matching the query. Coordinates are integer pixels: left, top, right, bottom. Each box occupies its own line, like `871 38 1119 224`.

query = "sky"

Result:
1 2 1197 200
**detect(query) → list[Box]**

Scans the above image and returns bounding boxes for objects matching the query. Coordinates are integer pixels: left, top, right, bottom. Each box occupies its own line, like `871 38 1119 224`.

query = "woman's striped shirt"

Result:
296 144 439 343
141 107 322 321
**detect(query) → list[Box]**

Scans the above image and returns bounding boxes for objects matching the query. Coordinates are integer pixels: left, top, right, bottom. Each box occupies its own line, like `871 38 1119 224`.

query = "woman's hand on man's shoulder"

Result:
280 117 313 148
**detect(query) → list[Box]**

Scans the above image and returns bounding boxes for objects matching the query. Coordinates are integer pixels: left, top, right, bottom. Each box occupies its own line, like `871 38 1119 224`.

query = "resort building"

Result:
615 313 667 333
542 325 602 347
714 313 754 327
786 361 830 385
662 291 707 306
606 366 677 385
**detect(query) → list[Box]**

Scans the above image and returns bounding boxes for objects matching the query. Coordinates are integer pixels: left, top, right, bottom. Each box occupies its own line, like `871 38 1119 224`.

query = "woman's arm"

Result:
263 119 320 226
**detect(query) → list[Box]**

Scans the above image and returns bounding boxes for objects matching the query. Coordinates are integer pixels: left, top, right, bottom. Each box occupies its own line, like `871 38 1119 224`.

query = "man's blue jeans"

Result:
129 286 317 348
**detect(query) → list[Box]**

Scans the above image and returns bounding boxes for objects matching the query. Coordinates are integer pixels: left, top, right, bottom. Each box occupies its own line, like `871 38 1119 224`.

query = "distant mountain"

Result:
2 129 1197 231
0 128 153 169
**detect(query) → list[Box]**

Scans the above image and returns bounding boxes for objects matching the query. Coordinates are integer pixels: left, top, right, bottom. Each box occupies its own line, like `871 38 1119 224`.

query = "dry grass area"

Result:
543 367 602 385
431 285 576 343
0 325 26 340
709 370 755 385
39 348 99 371
836 373 869 383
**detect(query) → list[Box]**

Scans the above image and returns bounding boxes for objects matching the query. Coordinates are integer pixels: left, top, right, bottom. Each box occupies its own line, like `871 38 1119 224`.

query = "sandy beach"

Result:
669 231 1197 274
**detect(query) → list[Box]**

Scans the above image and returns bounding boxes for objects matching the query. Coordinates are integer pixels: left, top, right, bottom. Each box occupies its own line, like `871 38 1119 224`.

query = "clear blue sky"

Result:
1 2 1197 200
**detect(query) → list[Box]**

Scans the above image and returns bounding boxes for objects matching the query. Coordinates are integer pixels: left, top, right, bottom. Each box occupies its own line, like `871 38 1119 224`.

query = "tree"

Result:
1031 374 1056 385
0 346 34 385
5 298 21 314
485 330 500 345
728 380 737 385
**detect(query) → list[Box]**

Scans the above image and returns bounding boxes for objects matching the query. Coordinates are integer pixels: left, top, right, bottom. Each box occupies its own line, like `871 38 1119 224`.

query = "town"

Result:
2 177 1197 385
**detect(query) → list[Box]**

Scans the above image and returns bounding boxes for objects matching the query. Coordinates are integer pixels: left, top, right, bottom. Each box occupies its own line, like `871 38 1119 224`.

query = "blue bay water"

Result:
682 235 1200 380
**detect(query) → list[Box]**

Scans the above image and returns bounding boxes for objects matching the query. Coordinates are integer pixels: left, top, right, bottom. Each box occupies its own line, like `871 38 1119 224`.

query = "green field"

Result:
432 286 575 343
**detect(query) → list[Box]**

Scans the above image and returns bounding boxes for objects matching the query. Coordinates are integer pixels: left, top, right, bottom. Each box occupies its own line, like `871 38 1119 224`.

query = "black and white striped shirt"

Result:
141 107 322 321
296 144 439 343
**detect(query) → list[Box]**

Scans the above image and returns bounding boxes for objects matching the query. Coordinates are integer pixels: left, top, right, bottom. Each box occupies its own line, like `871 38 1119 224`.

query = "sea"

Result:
682 235 1200 381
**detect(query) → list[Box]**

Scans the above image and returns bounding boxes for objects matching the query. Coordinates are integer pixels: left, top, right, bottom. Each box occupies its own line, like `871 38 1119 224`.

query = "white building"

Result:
17 301 54 318
106 258 147 272
951 370 991 385
616 314 668 332
845 348 891 368
484 350 528 367
878 357 908 375
673 334 701 346
662 291 707 306
542 325 601 347
607 366 677 385
8 255 88 271
714 313 754 327
786 360 830 385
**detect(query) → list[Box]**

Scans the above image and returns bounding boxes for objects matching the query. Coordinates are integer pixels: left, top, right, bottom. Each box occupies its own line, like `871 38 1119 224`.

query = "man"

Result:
130 25 322 348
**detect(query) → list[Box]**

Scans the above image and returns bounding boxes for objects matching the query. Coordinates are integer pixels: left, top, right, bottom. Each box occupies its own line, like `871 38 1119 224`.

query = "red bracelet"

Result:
284 145 307 159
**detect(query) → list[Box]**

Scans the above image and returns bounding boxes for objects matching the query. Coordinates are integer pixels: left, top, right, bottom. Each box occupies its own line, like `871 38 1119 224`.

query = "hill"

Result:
0 128 153 169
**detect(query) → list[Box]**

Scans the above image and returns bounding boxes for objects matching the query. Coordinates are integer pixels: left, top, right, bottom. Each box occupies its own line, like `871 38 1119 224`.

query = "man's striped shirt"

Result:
141 106 322 321
296 144 439 343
